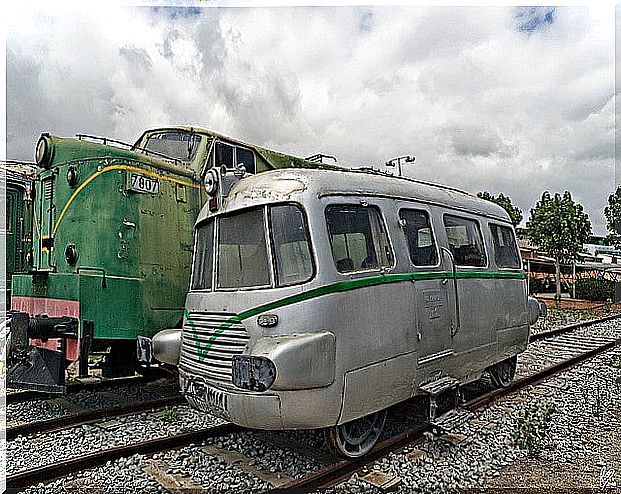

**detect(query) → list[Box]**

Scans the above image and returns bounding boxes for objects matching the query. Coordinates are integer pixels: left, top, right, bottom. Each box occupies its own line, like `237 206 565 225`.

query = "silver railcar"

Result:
150 167 543 457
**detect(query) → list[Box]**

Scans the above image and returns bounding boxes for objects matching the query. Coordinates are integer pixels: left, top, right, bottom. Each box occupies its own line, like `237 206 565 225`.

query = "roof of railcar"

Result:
210 167 513 224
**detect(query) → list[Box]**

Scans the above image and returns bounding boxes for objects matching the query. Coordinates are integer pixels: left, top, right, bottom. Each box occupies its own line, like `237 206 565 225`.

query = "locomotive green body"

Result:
8 127 322 391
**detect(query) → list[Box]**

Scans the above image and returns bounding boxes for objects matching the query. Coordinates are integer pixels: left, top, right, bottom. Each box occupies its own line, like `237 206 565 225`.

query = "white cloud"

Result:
6 5 615 234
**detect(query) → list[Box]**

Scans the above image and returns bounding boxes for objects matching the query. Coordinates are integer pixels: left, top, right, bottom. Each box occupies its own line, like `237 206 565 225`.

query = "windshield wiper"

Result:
187 128 196 160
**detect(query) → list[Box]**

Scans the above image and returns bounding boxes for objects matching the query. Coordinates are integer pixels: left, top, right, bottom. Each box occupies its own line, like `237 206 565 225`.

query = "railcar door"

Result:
399 208 455 366
443 214 494 355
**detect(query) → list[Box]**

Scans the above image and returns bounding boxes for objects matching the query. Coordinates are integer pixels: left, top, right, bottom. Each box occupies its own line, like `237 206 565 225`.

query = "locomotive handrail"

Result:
76 267 107 288
75 134 182 166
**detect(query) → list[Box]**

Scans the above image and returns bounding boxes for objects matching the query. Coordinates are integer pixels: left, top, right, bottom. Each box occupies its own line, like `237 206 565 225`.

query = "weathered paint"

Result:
12 127 324 350
11 296 80 360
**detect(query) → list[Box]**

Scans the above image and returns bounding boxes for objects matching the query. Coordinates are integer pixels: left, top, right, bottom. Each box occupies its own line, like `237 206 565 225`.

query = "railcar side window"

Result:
490 224 521 269
191 220 214 290
217 208 270 289
399 209 438 266
325 205 393 273
270 205 313 286
443 215 486 267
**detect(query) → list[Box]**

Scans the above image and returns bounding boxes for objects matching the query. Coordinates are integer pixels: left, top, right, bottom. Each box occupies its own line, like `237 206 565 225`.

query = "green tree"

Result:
604 186 621 248
477 191 523 226
526 191 592 300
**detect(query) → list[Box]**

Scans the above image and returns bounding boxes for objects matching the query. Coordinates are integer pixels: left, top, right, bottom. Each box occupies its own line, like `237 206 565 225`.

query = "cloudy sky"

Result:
5 4 615 234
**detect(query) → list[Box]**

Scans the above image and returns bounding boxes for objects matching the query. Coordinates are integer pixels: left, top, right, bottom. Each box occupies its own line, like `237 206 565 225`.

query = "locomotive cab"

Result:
152 167 544 457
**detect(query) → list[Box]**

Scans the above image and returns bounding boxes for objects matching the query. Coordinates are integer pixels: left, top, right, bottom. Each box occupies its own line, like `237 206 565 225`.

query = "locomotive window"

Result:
236 147 256 174
192 220 214 290
325 205 393 273
443 215 487 267
214 143 256 174
399 209 438 266
270 204 313 286
217 208 270 289
144 132 201 162
215 142 234 169
490 224 521 269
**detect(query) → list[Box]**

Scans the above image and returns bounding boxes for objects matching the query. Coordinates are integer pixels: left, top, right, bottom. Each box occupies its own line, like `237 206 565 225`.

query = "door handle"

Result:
441 278 449 285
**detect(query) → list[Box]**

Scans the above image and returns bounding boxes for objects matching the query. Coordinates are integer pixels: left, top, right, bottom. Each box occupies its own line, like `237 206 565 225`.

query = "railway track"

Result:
7 314 620 491
7 395 186 440
529 312 621 342
6 373 173 405
7 423 243 488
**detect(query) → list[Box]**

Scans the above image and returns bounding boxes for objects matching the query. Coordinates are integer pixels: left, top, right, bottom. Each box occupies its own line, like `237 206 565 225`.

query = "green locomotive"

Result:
8 127 322 392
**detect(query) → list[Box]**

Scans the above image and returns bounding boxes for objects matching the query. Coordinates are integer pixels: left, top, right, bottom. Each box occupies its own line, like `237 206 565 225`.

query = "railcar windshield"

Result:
144 131 201 162
218 208 271 289
191 204 313 291
191 221 214 290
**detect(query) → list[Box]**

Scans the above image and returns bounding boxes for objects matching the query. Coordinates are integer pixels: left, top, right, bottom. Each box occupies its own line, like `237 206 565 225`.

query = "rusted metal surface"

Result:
7 395 185 440
6 423 243 489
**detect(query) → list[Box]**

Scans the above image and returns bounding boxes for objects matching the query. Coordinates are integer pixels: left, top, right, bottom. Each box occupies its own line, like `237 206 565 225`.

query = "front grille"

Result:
180 311 250 388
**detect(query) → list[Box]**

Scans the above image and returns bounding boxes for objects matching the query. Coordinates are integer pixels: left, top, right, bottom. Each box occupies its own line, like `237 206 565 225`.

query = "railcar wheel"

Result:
324 409 387 458
489 355 517 388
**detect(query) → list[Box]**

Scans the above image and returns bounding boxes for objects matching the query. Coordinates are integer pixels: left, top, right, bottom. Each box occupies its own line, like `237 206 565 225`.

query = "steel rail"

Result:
7 395 186 441
6 423 244 489
7 373 174 405
269 336 621 492
465 338 620 411
530 312 621 342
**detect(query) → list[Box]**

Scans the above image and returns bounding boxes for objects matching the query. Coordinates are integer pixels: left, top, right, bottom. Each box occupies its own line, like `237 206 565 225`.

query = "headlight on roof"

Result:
35 134 53 168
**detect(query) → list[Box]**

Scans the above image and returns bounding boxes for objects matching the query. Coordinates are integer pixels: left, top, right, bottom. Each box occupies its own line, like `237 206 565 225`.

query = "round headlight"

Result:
65 244 78 266
35 135 53 168
204 168 219 197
